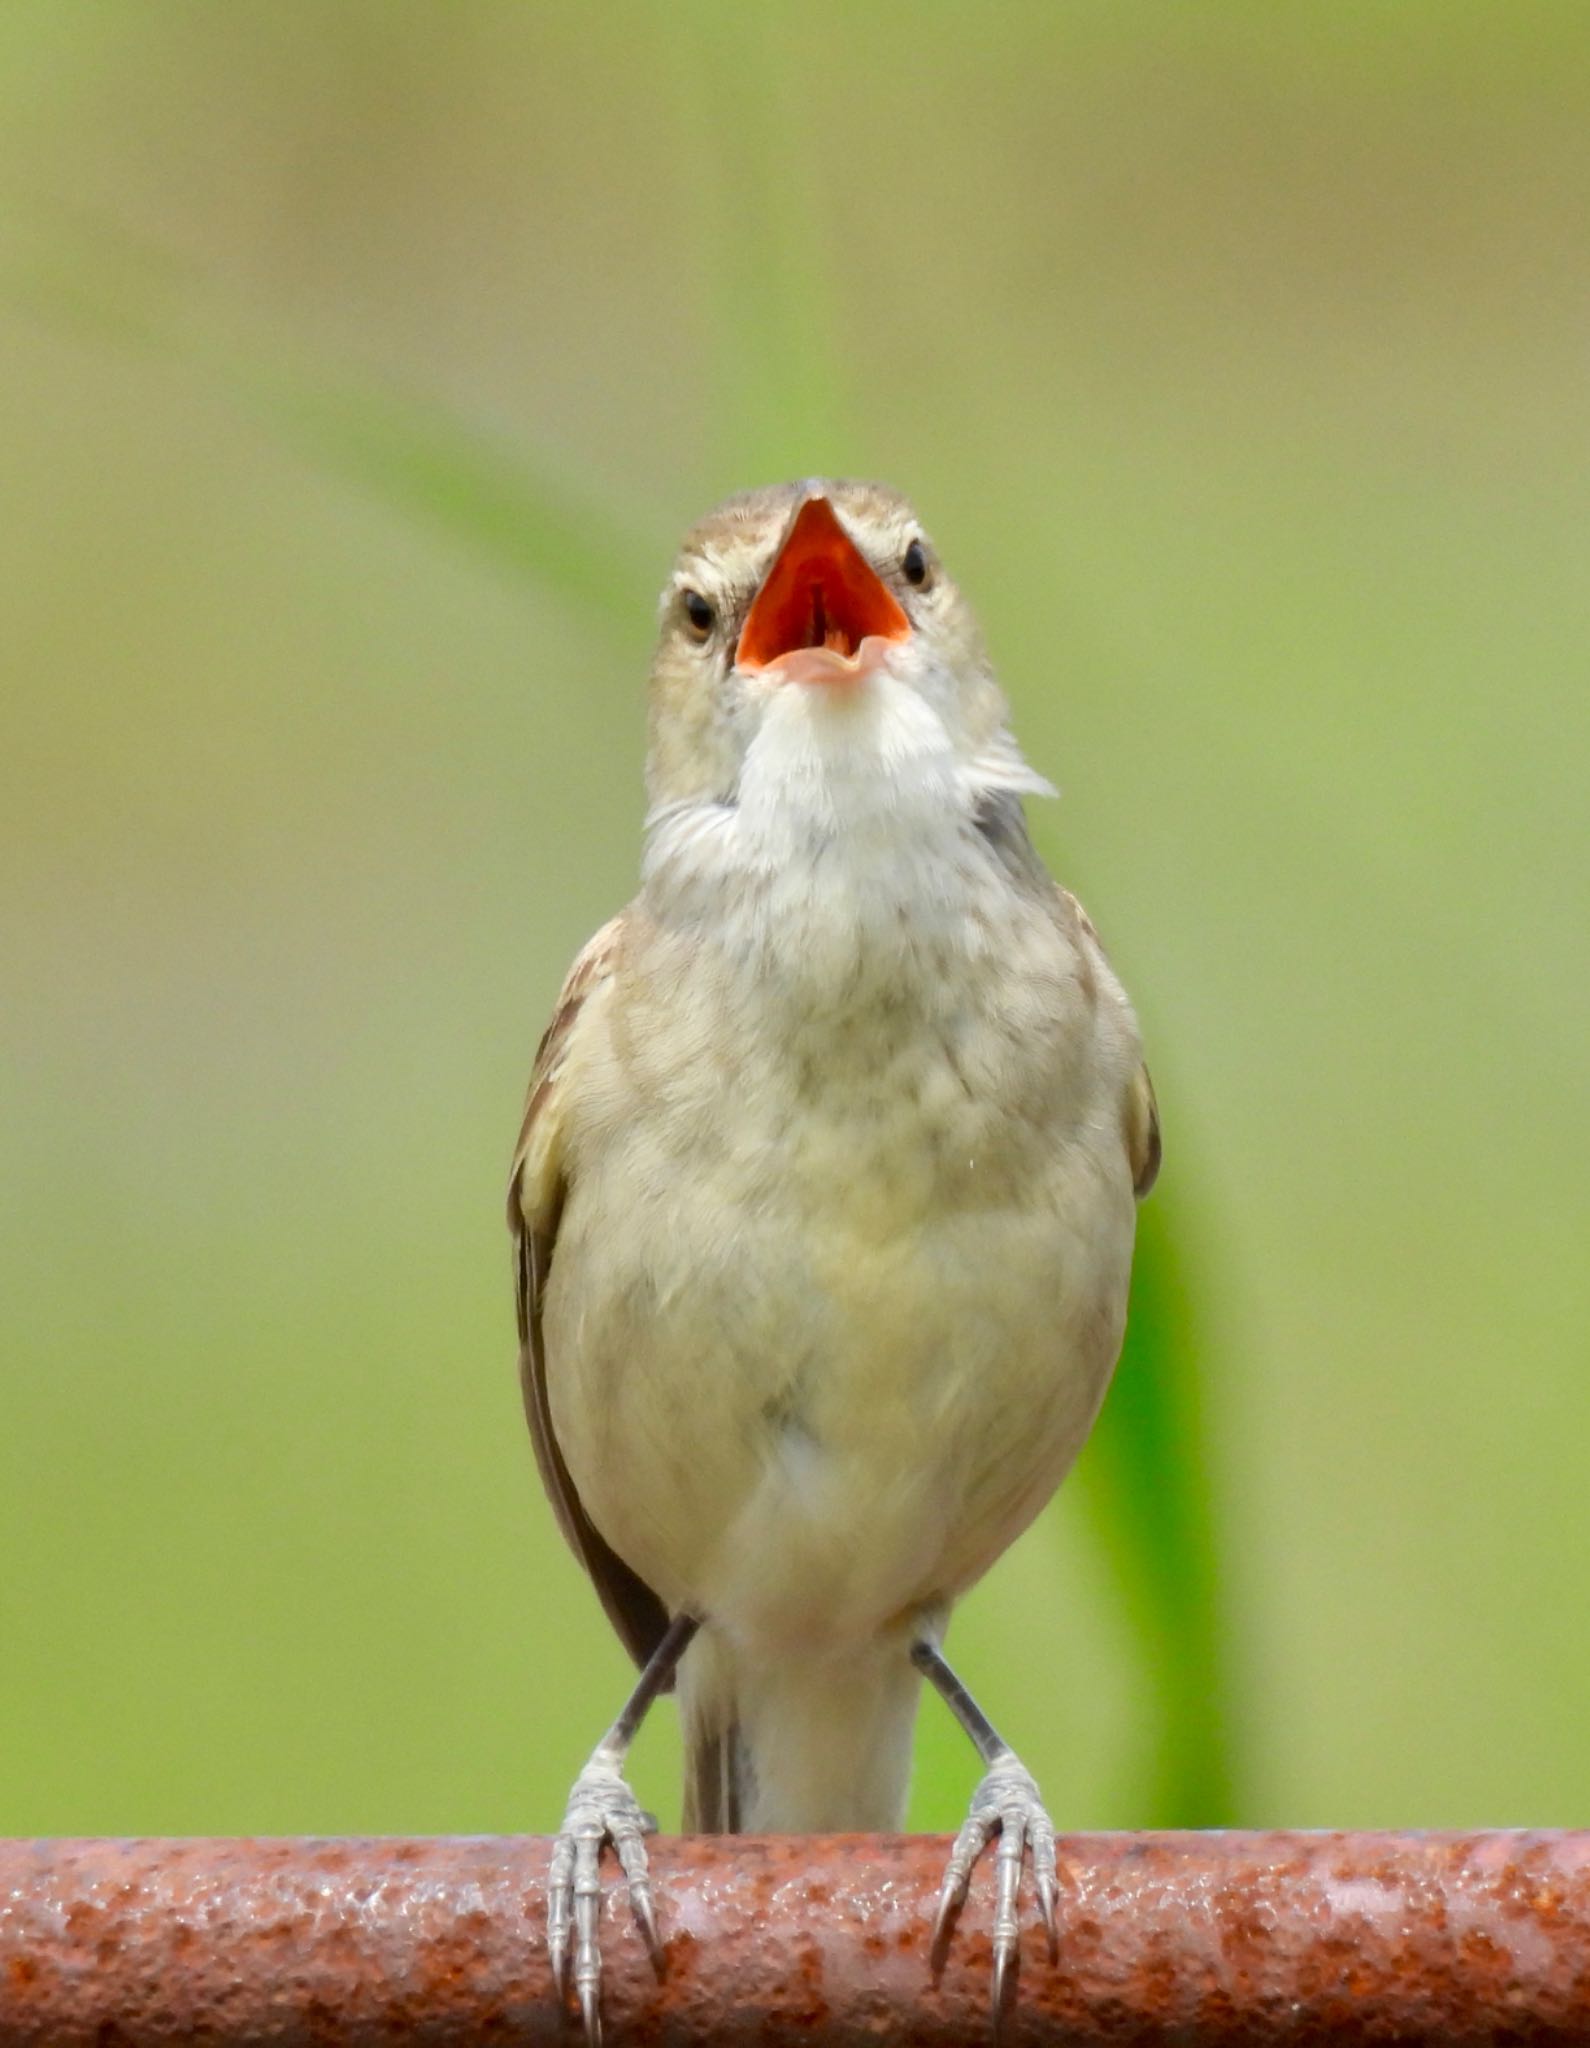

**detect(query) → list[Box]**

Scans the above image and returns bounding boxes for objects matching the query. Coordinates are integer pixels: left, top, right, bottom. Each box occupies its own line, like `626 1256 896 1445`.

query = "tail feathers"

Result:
678 1629 921 1834
682 1719 749 1833
680 1629 750 1832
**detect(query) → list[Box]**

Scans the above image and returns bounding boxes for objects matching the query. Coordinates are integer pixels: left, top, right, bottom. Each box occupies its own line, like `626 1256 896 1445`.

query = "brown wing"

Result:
1059 887 1162 1200
1124 1062 1162 1198
507 915 671 1673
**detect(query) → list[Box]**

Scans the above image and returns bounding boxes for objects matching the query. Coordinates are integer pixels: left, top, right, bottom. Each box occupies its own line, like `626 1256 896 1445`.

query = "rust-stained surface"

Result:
3 1833 1590 2044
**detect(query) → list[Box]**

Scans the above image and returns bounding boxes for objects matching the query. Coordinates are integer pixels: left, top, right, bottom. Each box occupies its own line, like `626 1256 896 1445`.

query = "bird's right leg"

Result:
911 1635 1059 2021
549 1610 698 2047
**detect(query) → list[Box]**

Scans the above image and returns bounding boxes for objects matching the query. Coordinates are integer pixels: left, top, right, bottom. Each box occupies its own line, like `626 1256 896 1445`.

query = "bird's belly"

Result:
545 1136 1132 1654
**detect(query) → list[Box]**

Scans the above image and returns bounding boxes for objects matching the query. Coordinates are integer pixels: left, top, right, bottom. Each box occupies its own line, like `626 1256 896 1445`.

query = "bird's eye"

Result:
902 538 930 588
681 589 715 640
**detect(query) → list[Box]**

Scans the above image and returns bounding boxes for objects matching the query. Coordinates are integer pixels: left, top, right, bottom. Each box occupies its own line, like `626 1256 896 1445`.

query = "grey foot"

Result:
547 1749 662 2047
932 1750 1059 2019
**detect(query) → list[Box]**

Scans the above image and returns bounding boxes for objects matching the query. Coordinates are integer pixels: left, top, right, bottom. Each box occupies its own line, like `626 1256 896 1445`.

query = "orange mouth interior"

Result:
737 495 911 671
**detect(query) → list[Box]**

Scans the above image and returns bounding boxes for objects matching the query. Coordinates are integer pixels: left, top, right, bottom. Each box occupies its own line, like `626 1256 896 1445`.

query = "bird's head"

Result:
644 481 1050 820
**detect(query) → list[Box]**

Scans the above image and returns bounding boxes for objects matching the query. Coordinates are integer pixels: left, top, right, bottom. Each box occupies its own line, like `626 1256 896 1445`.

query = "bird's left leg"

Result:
549 1611 698 2046
910 1636 1059 2013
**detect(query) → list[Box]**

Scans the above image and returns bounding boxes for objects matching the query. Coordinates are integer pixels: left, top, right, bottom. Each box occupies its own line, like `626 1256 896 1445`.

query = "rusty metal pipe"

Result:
3 1833 1590 2044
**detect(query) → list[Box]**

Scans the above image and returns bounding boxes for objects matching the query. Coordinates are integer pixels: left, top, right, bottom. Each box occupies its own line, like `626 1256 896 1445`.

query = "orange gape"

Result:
737 495 911 670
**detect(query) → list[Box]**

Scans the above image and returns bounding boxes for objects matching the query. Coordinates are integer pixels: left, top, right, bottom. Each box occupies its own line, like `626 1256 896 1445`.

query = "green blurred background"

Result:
2 3 1586 1839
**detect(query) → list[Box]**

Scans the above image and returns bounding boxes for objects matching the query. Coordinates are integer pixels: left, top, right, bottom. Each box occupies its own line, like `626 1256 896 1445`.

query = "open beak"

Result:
737 494 911 686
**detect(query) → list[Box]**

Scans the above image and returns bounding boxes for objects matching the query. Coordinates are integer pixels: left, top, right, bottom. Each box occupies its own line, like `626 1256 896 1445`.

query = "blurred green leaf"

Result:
1078 1198 1238 1824
0 215 655 636
666 3 851 480
242 372 655 634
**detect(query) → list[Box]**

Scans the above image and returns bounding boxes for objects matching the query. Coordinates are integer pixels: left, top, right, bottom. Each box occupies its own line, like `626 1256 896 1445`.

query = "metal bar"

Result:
3 1833 1589 2044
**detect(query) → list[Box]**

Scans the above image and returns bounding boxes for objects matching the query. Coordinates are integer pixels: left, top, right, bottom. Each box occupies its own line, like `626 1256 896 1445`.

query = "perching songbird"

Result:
508 481 1159 2040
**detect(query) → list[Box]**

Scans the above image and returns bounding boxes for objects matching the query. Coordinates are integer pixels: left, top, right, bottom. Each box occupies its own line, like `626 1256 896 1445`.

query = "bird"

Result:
507 480 1159 2041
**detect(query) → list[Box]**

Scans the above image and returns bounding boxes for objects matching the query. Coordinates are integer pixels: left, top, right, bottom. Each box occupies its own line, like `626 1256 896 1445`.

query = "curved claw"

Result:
930 1808 987 1975
578 1978 602 2048
931 1750 1061 2022
1035 1869 1059 1959
612 1826 664 1975
547 1751 665 2043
